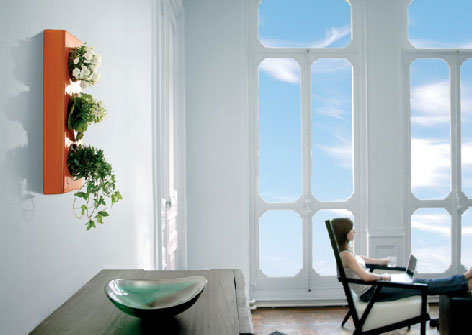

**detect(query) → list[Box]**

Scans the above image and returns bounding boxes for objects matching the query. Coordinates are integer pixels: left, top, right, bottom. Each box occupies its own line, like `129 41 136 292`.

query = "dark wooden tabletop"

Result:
30 269 254 335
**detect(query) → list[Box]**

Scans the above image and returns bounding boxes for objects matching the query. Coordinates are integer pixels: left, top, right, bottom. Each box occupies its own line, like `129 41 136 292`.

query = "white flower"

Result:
92 72 99 82
72 67 80 77
73 57 80 64
80 68 90 79
84 52 92 62
80 81 89 89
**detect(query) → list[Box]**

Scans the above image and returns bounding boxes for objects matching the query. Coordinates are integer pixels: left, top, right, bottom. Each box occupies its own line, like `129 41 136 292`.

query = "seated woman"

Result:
332 217 472 302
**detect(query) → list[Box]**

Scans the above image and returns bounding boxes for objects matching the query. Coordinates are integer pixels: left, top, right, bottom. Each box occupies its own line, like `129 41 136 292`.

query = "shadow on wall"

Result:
0 32 43 233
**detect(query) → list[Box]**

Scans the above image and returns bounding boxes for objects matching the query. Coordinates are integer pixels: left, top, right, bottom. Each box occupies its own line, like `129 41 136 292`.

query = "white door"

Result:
160 0 181 270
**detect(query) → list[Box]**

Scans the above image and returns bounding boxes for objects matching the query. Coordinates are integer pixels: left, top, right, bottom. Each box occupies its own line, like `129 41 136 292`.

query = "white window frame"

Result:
248 0 369 304
403 47 472 278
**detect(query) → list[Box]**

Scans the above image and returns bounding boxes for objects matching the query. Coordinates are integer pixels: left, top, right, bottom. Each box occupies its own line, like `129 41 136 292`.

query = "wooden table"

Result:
31 269 254 335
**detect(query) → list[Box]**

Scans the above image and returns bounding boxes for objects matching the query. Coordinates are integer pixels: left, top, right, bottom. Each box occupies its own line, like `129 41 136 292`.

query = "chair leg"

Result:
429 317 439 328
421 320 426 335
341 309 351 327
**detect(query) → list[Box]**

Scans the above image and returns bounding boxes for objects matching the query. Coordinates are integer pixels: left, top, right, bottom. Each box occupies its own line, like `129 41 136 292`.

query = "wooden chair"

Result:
325 220 429 335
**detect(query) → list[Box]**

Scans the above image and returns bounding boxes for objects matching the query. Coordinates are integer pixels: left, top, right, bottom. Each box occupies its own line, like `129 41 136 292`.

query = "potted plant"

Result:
69 43 102 89
67 93 106 140
67 144 122 230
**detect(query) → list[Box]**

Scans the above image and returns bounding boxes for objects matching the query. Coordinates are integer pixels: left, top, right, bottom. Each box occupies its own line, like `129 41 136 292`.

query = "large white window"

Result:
249 0 472 305
407 0 472 278
249 0 361 301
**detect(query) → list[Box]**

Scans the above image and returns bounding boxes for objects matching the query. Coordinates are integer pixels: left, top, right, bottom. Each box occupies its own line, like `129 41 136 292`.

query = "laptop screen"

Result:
407 254 417 276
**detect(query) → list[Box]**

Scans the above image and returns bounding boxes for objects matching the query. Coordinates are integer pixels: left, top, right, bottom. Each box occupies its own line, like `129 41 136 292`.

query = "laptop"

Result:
388 254 417 283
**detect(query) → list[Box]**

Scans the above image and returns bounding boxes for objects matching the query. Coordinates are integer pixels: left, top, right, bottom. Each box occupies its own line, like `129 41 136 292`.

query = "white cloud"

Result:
462 142 472 168
316 107 346 120
463 225 472 236
311 26 351 48
412 246 450 273
313 259 336 276
411 213 450 237
318 134 352 170
260 25 350 49
259 27 351 83
410 38 472 49
461 82 472 122
411 81 449 126
411 138 450 190
312 58 352 74
260 192 299 203
259 58 300 84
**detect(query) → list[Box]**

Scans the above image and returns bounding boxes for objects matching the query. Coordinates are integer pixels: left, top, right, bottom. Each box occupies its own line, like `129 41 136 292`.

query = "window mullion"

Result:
300 52 312 291
450 56 463 273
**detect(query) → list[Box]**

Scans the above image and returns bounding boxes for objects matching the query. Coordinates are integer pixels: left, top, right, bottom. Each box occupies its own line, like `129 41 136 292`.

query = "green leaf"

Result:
74 192 88 200
86 220 96 230
67 144 121 231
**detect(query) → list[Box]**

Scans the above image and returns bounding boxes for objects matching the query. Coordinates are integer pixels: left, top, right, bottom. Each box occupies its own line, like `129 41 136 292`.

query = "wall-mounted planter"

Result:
43 29 83 194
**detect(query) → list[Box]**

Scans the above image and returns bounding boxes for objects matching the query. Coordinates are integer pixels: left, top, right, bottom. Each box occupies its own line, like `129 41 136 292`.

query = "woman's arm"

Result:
359 255 391 265
341 252 390 282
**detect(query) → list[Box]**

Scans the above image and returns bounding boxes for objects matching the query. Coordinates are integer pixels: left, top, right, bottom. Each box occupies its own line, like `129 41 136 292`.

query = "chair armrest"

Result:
366 264 407 272
339 277 427 292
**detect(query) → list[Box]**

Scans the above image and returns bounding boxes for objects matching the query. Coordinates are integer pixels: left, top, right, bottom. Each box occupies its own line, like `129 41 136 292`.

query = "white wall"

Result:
0 1 155 333
185 0 250 279
183 0 415 301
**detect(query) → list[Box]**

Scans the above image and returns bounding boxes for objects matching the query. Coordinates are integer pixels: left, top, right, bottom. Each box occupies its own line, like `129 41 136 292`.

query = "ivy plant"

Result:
67 144 122 230
68 93 106 140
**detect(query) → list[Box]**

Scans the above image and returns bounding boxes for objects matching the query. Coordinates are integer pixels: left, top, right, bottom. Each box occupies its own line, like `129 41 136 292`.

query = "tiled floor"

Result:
252 304 439 335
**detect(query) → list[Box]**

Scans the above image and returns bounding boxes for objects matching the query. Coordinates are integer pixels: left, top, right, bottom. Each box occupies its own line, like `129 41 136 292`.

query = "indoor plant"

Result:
67 144 122 230
68 43 102 89
67 93 106 140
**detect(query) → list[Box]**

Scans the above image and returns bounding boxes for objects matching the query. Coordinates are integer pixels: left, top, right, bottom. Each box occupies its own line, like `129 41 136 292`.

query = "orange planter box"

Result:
43 29 83 194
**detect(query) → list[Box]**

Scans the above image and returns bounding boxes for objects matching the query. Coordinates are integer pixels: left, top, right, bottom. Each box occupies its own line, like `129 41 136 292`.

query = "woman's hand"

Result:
379 273 391 281
380 257 392 266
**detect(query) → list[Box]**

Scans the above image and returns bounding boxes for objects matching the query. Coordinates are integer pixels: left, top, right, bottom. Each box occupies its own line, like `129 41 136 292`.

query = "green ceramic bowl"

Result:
104 276 207 318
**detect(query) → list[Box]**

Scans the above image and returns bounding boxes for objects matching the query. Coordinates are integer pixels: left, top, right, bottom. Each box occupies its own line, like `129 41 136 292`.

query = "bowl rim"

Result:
104 276 208 311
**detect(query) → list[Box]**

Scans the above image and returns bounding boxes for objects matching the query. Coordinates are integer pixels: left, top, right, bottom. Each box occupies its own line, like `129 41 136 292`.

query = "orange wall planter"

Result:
43 29 82 194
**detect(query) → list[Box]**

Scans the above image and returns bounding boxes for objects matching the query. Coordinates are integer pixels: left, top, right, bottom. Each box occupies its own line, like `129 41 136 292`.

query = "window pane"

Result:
409 0 472 49
313 209 353 276
462 59 472 197
411 208 451 273
312 58 353 201
259 210 302 277
258 0 351 48
462 209 472 269
259 58 301 202
410 59 450 200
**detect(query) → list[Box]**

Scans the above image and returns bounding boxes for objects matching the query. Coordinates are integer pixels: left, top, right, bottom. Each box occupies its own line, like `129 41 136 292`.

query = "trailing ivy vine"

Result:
67 144 122 230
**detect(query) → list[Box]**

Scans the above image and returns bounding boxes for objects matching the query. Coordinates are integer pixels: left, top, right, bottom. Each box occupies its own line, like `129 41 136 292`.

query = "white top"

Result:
340 249 371 297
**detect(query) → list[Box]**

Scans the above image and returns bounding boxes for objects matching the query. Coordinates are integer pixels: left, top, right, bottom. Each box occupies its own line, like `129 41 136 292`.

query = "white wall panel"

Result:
0 1 155 333
184 0 250 278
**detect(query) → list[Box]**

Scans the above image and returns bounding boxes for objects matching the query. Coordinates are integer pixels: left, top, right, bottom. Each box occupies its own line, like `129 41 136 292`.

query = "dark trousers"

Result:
360 274 469 302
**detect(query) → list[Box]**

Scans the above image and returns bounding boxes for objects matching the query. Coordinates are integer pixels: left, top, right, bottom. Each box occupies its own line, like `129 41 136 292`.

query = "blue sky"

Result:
257 0 472 277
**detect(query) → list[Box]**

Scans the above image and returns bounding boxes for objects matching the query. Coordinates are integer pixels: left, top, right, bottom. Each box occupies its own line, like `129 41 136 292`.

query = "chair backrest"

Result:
325 220 347 279
325 220 360 324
